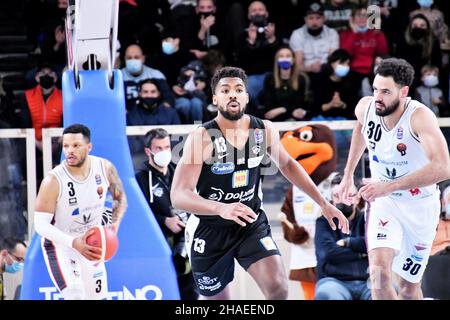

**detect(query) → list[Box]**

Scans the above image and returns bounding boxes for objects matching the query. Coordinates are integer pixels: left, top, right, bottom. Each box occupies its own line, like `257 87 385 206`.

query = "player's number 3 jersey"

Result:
362 98 438 201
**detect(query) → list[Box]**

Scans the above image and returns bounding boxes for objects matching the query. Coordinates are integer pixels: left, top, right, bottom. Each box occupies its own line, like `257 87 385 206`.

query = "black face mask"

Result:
307 26 323 37
140 97 159 110
250 14 268 28
335 203 354 218
199 11 214 18
39 75 55 90
411 27 427 40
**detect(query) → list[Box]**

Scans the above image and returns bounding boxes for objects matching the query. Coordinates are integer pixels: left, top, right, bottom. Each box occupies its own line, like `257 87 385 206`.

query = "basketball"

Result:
86 226 119 261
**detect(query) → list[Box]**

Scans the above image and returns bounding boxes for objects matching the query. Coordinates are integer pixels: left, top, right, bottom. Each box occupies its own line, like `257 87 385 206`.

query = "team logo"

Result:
232 170 249 188
378 219 389 227
69 197 77 206
95 174 102 185
396 126 404 139
254 128 263 144
397 143 407 156
153 187 163 197
71 208 79 216
248 155 263 169
252 145 261 155
409 188 421 196
211 162 235 175
97 186 104 199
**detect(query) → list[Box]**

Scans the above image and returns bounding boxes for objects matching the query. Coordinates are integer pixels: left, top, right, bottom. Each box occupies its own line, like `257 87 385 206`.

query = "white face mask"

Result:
423 75 439 87
152 150 172 167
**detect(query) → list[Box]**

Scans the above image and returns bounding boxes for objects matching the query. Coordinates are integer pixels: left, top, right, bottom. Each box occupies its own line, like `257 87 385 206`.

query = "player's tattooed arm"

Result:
105 160 127 230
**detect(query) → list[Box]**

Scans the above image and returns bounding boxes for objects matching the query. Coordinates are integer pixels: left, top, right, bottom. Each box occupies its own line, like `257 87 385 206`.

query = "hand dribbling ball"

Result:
86 226 119 261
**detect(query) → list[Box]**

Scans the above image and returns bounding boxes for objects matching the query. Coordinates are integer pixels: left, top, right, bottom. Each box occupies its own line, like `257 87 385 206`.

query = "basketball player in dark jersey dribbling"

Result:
171 66 349 300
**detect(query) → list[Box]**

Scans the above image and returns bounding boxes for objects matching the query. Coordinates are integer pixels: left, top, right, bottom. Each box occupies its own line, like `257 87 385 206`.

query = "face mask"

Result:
152 150 172 167
336 203 354 218
199 11 214 18
183 74 196 92
140 97 159 110
423 74 438 87
307 26 323 37
356 26 368 33
417 0 433 8
335 64 350 77
5 259 24 274
250 14 267 28
162 41 176 55
126 59 143 74
39 75 55 89
411 27 426 40
278 58 292 70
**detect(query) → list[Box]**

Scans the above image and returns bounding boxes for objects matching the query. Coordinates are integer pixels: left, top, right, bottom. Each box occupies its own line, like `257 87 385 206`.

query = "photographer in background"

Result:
236 1 280 111
135 128 198 300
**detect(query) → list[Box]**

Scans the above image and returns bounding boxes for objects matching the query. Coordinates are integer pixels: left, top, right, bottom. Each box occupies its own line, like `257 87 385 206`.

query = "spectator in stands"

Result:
156 30 197 87
167 0 198 52
173 61 208 124
324 0 356 32
395 13 442 91
361 54 390 97
127 79 180 126
310 49 356 120
194 0 223 52
415 64 446 116
289 2 339 77
0 237 27 300
409 0 449 45
18 63 63 187
40 22 66 74
235 1 280 109
135 128 198 300
314 174 371 300
340 5 389 97
430 184 450 256
258 46 312 121
0 79 19 129
121 44 175 109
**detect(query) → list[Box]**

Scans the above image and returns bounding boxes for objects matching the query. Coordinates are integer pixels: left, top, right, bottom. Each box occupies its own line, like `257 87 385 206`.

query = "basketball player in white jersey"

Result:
337 58 450 299
34 124 127 299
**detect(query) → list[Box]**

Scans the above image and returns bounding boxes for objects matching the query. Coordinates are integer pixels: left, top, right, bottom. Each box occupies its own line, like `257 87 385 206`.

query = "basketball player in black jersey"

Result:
171 66 349 300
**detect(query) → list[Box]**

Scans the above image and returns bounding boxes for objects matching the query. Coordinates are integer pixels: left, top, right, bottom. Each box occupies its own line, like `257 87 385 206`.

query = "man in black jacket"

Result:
135 128 198 300
314 174 371 300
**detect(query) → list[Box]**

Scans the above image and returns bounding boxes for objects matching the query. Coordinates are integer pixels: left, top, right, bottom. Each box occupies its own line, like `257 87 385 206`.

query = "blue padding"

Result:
21 70 180 299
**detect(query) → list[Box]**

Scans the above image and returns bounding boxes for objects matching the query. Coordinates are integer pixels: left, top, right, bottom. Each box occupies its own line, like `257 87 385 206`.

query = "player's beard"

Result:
219 104 245 121
375 97 400 117
68 154 87 168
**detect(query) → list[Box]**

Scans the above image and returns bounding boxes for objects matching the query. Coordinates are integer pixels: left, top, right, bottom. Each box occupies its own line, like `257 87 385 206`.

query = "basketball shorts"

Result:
185 210 280 296
41 238 108 299
365 195 440 283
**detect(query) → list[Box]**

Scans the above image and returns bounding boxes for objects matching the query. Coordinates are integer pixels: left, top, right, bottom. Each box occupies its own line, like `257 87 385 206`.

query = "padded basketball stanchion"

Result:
20 70 180 299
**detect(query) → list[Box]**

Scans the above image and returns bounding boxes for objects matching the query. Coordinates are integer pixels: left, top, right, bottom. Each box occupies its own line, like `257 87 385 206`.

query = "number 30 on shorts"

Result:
402 258 421 276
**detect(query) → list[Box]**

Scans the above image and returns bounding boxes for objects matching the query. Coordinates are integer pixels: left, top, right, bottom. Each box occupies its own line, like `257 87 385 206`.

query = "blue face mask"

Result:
5 259 24 274
357 26 368 33
125 59 143 75
335 64 350 77
277 58 293 70
162 41 176 55
417 0 433 8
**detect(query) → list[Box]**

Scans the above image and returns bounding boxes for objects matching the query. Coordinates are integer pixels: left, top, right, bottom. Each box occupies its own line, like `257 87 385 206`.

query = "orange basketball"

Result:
86 226 119 261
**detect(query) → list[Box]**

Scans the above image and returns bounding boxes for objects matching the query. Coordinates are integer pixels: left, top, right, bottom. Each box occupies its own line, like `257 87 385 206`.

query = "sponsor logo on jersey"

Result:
411 254 423 262
409 188 421 196
95 173 102 185
232 170 249 188
71 208 79 216
237 157 245 165
303 202 314 214
254 128 263 144
373 155 379 162
252 145 261 155
397 126 404 139
378 219 389 227
207 186 255 202
369 141 376 150
260 236 277 251
198 276 221 292
248 155 264 169
211 162 235 175
97 186 104 199
377 233 387 240
414 244 427 251
69 197 77 206
397 143 407 156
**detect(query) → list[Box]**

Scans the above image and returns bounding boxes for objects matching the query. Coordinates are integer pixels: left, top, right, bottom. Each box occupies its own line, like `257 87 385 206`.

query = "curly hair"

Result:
210 66 248 94
376 58 415 87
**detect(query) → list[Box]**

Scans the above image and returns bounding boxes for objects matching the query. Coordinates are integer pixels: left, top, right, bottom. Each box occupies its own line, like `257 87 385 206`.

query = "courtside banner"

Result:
20 70 180 300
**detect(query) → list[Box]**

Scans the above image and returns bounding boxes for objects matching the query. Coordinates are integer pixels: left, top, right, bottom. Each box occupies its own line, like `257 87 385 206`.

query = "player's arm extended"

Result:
171 127 222 215
34 174 75 248
105 160 128 231
387 107 450 191
264 120 349 233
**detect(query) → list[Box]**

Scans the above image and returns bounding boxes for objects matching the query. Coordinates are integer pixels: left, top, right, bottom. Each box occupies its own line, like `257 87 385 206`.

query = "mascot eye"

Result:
299 130 313 141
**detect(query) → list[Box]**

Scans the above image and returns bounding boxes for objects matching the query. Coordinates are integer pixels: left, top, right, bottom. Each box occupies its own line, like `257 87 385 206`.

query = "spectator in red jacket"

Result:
340 5 389 97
